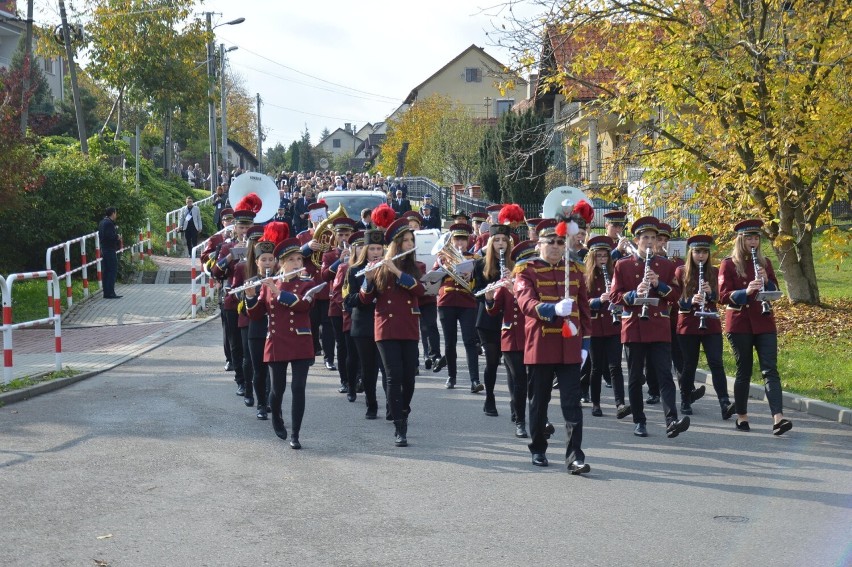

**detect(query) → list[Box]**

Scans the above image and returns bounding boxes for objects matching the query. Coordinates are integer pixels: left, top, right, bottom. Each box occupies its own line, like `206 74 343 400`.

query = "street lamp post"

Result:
205 14 244 192
220 44 238 180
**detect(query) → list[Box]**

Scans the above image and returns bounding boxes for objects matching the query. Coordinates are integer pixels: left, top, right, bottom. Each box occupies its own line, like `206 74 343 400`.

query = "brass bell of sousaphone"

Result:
227 173 280 223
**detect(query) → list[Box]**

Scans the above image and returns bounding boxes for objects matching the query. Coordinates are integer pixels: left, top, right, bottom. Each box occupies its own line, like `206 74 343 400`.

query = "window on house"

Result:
496 99 514 117
465 67 482 83
43 58 54 75
333 139 341 148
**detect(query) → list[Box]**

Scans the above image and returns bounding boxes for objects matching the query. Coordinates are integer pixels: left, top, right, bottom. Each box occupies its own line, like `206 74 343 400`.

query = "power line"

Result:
262 100 376 123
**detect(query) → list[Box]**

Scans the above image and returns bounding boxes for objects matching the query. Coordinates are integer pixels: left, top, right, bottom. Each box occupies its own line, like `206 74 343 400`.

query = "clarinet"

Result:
639 247 652 320
600 263 620 325
751 246 772 315
697 261 708 330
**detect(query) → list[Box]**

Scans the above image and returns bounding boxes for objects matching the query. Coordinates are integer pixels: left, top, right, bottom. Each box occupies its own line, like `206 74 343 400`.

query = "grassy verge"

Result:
0 367 80 395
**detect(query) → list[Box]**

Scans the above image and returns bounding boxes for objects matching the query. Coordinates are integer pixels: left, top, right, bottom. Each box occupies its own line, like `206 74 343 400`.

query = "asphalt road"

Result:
1 319 850 566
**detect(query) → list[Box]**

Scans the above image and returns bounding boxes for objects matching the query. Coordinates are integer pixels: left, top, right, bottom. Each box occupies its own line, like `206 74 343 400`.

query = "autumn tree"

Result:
500 0 851 304
222 70 259 156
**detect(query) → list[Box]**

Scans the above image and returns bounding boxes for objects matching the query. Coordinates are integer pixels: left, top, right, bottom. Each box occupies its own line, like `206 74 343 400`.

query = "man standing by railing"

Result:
98 207 122 299
178 196 203 256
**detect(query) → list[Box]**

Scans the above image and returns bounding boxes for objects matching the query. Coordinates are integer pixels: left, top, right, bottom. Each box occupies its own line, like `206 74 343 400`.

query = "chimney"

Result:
527 73 539 99
344 123 351 133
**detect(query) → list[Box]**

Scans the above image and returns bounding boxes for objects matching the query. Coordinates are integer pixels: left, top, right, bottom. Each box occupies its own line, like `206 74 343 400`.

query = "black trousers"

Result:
726 332 783 415
222 310 244 385
376 340 418 422
330 315 348 386
344 331 360 395
268 359 311 437
419 303 441 359
645 326 684 395
528 363 584 464
503 351 527 424
248 337 269 408
101 249 117 297
184 225 198 254
477 328 501 397
220 307 231 363
590 335 625 406
625 342 678 426
310 300 336 362
353 335 381 414
438 305 479 384
678 333 729 403
240 327 252 397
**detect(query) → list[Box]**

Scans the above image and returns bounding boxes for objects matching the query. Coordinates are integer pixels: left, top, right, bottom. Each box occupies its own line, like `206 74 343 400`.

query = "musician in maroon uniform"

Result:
610 216 691 439
245 237 317 450
323 217 357 394
514 219 592 474
203 207 234 371
604 210 629 261
299 200 335 369
361 218 426 447
469 212 488 253
485 240 537 438
212 197 259 398
434 223 482 392
675 235 731 419
718 219 791 435
584 236 631 420
402 211 442 371
235 225 264 408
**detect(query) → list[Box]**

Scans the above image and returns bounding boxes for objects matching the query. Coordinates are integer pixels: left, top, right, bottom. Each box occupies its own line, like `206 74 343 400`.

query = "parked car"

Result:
316 190 388 221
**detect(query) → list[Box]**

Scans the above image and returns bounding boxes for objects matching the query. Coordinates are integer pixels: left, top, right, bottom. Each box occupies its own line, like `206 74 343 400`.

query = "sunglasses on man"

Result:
541 238 566 246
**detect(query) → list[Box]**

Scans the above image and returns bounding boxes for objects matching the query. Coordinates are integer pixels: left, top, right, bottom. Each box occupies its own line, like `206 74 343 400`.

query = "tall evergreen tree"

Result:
299 128 315 172
287 140 301 172
479 126 502 202
498 108 550 204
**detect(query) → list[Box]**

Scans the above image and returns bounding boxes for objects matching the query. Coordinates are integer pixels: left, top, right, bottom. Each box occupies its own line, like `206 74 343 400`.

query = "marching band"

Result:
206 190 792 471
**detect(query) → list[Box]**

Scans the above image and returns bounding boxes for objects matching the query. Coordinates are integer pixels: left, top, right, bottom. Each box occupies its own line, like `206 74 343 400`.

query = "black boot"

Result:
483 395 498 416
272 411 288 441
394 419 408 447
515 421 528 438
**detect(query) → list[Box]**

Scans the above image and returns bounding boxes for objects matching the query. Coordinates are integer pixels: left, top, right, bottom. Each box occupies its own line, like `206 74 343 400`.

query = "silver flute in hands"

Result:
228 267 306 295
474 248 512 297
355 248 416 277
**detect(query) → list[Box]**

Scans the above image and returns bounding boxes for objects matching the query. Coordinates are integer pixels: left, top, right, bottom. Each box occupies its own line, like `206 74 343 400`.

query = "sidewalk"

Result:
1 255 216 401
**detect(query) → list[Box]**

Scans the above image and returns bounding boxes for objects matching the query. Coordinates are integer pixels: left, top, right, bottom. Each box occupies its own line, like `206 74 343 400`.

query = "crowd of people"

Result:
196 187 792 474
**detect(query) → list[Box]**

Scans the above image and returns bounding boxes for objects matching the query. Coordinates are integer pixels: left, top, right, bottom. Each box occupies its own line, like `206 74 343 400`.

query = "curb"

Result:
0 318 213 407
694 368 851 426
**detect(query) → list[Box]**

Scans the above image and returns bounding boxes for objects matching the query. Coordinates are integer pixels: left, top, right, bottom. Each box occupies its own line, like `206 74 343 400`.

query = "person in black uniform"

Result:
98 207 122 299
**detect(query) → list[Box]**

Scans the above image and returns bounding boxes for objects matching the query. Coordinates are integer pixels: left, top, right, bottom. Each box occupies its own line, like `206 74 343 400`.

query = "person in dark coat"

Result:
98 207 122 299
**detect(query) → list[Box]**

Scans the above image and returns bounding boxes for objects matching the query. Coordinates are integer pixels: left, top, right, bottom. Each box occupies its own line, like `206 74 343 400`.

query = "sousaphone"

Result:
228 172 279 223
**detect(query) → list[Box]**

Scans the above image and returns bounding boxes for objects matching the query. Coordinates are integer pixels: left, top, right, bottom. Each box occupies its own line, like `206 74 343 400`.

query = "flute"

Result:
228 267 306 295
354 248 415 277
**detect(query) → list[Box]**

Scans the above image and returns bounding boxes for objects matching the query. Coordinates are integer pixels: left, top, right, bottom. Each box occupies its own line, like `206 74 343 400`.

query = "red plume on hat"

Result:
261 221 289 245
572 200 594 226
236 192 263 214
371 204 395 229
498 203 525 225
555 221 568 237
318 199 327 206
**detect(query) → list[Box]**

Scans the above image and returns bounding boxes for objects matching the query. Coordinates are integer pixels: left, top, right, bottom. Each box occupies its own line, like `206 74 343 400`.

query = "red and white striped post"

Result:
147 218 153 257
95 233 102 289
80 234 90 299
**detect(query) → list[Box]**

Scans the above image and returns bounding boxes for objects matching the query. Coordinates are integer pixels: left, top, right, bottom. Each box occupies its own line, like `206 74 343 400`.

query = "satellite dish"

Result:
319 158 329 170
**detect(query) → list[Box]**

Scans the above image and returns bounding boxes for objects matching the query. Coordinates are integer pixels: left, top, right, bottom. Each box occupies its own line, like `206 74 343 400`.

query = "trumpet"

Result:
355 248 415 277
694 261 719 328
600 263 621 325
228 267 306 295
437 239 471 289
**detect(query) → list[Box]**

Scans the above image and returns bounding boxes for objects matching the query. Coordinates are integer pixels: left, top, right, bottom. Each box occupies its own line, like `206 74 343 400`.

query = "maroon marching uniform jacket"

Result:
675 264 722 335
718 257 779 335
360 272 426 341
245 276 315 363
485 285 526 352
610 253 680 343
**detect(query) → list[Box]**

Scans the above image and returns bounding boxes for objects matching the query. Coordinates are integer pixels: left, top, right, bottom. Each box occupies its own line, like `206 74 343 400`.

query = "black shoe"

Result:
773 419 792 436
470 381 484 394
604 380 612 389
680 401 693 415
646 395 660 405
483 396 498 417
338 384 349 394
634 423 648 437
289 436 301 450
325 361 337 371
591 406 603 417
347 393 356 403
244 396 254 407
394 420 408 447
581 392 591 404
445 378 455 389
531 453 548 467
666 416 691 438
432 356 447 373
224 361 233 371
256 407 268 420
515 422 528 438
568 460 591 475
365 409 378 420
273 422 288 441
722 400 737 420
544 422 555 439
356 380 364 393
424 357 432 370
616 405 632 420
690 385 706 403
735 419 751 432
104 294 123 299
236 385 246 397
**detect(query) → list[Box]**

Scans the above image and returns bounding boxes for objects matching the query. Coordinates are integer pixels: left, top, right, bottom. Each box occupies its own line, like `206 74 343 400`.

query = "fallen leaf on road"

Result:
93 560 109 566
96 534 112 540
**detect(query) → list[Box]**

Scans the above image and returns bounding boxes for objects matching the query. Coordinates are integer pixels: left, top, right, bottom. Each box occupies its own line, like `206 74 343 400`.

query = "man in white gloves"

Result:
513 218 592 474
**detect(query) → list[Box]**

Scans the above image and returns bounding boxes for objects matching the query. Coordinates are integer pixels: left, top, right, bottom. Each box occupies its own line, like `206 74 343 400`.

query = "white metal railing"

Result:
189 226 230 318
0 270 62 384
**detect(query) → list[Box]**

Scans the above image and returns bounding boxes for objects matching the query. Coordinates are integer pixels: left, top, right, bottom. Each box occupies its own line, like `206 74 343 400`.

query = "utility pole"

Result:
220 43 227 176
20 0 33 134
205 12 217 192
484 96 492 120
58 0 87 154
256 93 263 172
